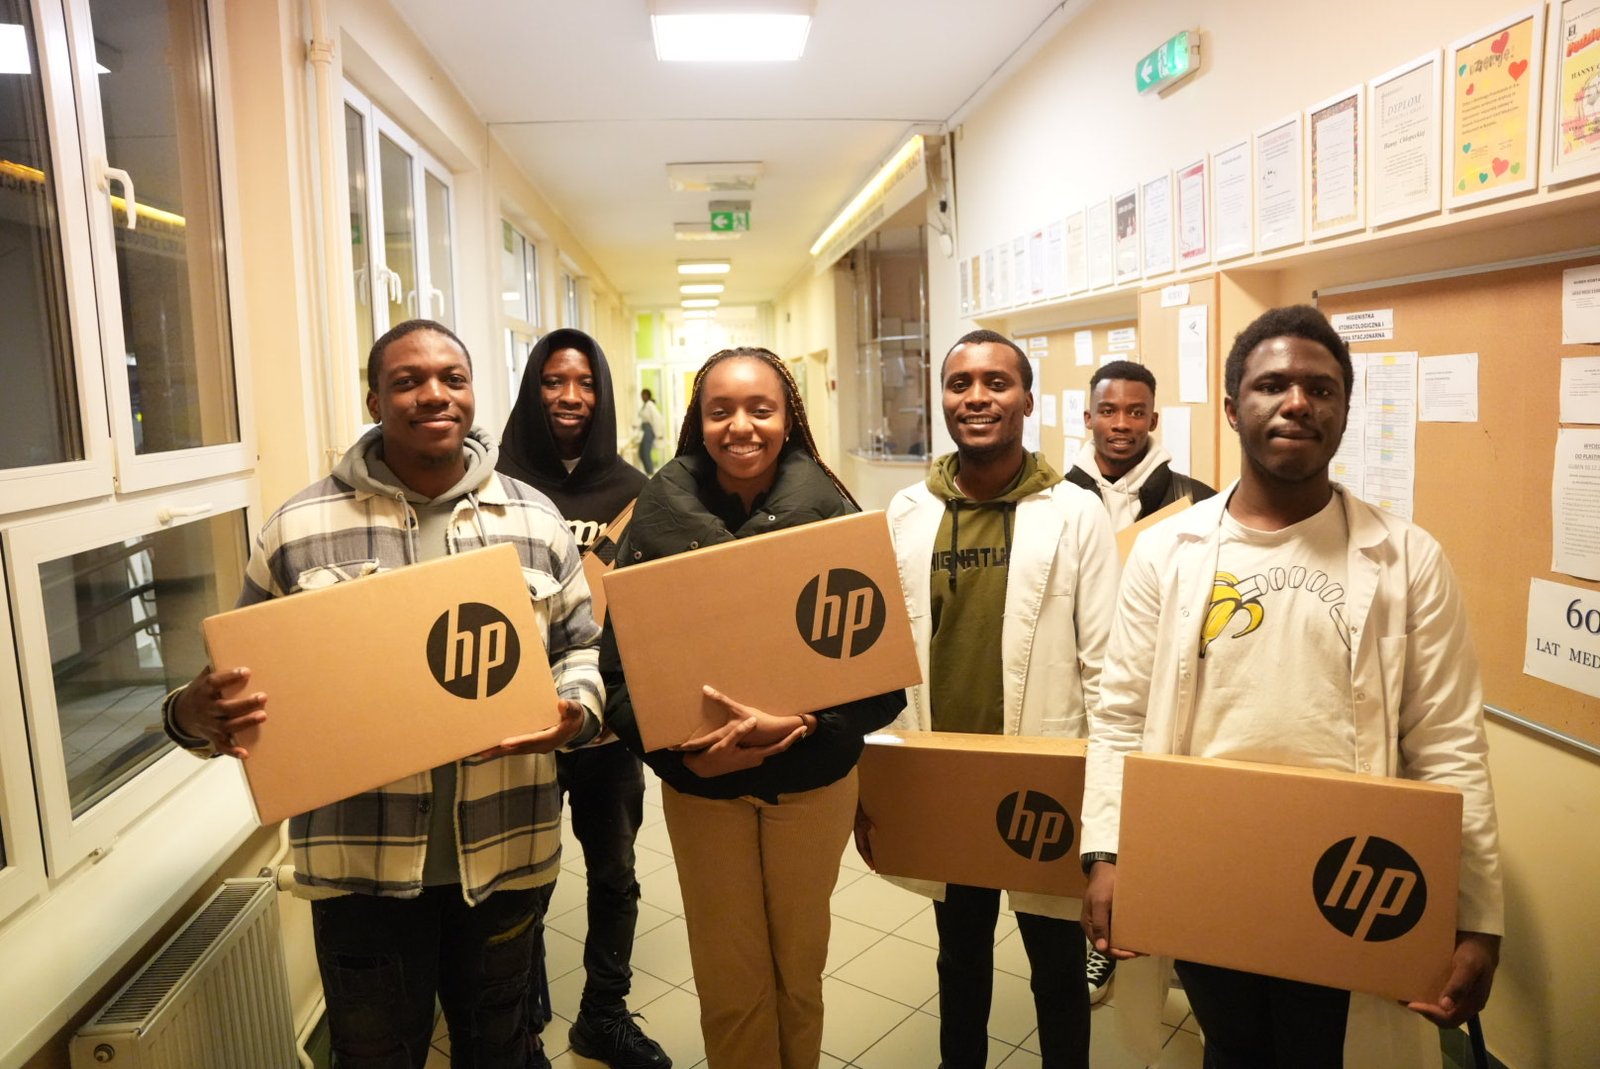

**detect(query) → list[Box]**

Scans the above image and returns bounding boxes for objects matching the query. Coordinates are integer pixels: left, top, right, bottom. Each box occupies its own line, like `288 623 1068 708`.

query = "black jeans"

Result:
1173 959 1350 1069
531 741 646 1024
932 884 1089 1069
311 883 550 1069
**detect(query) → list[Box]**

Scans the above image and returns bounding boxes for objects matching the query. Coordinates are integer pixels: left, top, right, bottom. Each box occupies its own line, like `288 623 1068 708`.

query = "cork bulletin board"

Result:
1319 256 1600 752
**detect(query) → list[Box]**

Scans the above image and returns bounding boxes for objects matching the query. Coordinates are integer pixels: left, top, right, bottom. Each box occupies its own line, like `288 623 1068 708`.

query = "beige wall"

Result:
947 3 1600 1067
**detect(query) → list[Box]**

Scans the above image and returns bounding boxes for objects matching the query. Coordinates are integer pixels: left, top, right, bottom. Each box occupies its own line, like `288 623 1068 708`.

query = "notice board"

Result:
1318 256 1600 752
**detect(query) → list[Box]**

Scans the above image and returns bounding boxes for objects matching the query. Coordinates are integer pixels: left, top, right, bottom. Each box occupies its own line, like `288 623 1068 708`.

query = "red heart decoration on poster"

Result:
1492 157 1510 177
1509 59 1528 80
1466 83 1475 95
1490 31 1509 54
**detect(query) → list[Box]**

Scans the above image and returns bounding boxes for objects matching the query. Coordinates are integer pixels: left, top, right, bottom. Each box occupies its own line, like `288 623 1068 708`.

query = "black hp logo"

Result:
795 569 886 659
426 603 521 700
1313 835 1428 942
995 791 1074 862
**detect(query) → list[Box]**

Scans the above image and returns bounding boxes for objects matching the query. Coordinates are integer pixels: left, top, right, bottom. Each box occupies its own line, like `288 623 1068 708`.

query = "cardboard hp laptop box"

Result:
1113 752 1463 1003
858 731 1088 898
603 510 921 751
202 543 560 824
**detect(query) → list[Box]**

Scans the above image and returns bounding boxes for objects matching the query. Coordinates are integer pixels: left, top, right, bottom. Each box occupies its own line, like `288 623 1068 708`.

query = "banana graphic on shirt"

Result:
1200 571 1265 656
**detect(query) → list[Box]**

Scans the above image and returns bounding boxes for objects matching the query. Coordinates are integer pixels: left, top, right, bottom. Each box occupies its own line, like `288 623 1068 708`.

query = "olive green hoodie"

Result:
925 451 1062 734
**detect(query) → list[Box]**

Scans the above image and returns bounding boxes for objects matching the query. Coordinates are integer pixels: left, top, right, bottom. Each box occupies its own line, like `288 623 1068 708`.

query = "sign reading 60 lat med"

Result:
1525 577 1600 699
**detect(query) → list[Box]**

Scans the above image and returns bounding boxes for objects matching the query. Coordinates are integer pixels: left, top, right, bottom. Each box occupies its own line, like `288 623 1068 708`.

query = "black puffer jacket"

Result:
601 448 905 801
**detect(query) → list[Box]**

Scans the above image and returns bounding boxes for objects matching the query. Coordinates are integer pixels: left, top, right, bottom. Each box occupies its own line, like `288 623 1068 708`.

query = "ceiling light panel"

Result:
682 298 721 308
674 221 742 242
677 261 731 276
680 283 725 294
667 161 765 192
649 1 814 62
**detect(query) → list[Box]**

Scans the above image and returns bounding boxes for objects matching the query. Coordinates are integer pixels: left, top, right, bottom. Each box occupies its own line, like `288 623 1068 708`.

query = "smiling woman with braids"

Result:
601 347 905 1069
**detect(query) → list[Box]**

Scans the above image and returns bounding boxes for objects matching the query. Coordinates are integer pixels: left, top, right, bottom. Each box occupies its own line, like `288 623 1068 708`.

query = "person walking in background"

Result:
635 388 663 474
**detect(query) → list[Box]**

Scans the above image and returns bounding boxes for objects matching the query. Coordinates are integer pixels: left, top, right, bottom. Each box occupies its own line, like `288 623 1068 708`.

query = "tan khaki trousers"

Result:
661 770 858 1069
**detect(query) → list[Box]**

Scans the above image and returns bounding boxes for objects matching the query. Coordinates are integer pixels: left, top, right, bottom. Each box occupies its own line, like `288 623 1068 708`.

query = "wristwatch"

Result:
1081 851 1118 875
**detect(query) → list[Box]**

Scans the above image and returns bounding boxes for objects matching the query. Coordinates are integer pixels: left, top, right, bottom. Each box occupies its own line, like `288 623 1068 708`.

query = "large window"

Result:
851 225 930 458
344 84 456 427
501 220 541 398
0 0 250 923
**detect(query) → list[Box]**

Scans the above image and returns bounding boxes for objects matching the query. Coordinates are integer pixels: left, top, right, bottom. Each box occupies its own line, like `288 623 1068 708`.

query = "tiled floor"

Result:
425 770 1204 1069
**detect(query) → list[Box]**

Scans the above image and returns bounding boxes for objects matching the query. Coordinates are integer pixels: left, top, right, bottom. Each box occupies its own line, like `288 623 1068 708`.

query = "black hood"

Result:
497 329 646 532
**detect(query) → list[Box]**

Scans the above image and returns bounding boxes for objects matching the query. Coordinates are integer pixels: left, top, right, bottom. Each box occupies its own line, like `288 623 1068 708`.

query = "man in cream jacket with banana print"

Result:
879 330 1119 1069
1081 306 1502 1069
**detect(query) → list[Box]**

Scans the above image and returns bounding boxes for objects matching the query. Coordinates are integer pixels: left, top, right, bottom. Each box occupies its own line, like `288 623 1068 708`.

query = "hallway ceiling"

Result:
390 0 1070 312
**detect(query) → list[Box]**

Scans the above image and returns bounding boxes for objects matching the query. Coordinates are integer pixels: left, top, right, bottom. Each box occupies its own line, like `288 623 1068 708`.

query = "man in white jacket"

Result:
1081 306 1502 1069
882 329 1119 1069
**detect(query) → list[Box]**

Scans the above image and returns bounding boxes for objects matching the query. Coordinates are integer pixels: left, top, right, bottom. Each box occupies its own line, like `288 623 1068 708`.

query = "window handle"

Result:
430 287 445 317
376 266 401 303
100 163 138 230
157 503 213 525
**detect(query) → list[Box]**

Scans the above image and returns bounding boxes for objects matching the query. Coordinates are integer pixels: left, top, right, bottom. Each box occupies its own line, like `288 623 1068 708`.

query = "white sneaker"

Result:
1086 940 1115 1005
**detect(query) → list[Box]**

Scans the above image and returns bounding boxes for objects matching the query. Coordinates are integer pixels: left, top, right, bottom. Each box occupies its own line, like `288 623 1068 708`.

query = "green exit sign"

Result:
1136 30 1199 95
710 208 750 232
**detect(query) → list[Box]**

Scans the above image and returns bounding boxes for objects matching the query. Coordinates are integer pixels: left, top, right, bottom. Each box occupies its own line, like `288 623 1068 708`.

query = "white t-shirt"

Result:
1189 496 1357 772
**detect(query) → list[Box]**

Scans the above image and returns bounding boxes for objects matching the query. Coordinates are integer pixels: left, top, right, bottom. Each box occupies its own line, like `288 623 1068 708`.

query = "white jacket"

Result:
1083 482 1503 1067
884 475 1119 917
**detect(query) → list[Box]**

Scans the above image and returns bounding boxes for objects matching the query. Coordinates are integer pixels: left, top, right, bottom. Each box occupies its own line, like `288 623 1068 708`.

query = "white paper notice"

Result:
1161 405 1194 477
1330 353 1367 492
1142 173 1175 277
1065 212 1088 294
1525 578 1600 700
1029 229 1047 300
1563 264 1600 343
1086 200 1114 289
1554 427 1600 579
983 247 999 309
1027 335 1049 351
1045 221 1067 299
1418 352 1479 422
1331 308 1395 343
1012 237 1028 305
1213 140 1252 261
1255 116 1303 251
1024 358 1043 452
1362 352 1418 520
1074 331 1094 366
1560 357 1600 424
1161 284 1190 308
1062 389 1087 438
1177 305 1208 404
1040 393 1058 427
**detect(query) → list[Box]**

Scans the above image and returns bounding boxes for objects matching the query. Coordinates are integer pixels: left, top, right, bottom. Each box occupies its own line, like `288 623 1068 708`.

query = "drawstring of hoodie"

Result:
944 499 1017 589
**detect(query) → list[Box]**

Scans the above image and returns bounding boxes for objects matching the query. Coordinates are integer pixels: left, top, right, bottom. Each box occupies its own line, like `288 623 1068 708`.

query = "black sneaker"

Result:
1087 940 1116 1005
568 1008 672 1069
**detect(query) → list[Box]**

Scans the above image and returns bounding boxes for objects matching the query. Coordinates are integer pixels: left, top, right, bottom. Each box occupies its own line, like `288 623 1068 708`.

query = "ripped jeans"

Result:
312 883 552 1068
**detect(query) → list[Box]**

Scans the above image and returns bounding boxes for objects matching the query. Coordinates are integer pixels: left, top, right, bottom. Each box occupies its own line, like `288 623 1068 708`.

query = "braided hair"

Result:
677 346 859 509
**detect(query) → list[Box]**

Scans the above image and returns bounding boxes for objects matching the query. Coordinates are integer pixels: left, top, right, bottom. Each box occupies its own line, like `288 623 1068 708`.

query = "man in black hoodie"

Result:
499 330 668 1069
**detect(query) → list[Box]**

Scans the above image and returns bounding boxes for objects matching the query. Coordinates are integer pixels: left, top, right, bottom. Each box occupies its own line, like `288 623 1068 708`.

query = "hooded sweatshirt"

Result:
1069 437 1173 532
498 328 646 557
925 451 1061 734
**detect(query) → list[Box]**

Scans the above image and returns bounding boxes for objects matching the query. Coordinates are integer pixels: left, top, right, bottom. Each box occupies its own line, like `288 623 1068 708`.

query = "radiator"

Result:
70 877 299 1069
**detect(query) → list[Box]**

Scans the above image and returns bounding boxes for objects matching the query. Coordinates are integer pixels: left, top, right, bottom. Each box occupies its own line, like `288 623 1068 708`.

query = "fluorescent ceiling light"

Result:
677 260 731 276
810 134 925 257
680 283 725 295
675 221 741 241
667 161 765 192
682 298 721 308
651 11 811 62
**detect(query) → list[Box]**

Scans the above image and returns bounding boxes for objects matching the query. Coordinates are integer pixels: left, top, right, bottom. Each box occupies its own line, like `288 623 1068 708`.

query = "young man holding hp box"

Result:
880 329 1119 1069
164 320 601 1069
1081 306 1503 1069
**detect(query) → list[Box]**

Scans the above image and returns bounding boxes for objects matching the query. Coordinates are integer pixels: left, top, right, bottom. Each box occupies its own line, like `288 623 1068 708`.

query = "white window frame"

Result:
0 0 117 516
0 587 48 921
4 477 257 876
64 0 256 494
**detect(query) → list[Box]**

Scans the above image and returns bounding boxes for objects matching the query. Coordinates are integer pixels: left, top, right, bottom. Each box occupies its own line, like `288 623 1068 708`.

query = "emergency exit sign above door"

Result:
1135 30 1200 94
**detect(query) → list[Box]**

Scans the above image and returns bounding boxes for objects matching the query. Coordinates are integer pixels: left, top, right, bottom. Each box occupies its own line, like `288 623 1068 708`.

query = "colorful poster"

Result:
1113 189 1140 282
1176 157 1210 266
1370 53 1443 226
1447 9 1542 207
1308 87 1363 237
1549 0 1600 182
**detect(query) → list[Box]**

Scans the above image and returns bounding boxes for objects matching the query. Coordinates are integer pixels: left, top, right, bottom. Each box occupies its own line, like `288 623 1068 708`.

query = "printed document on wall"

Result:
1330 353 1367 493
1023 358 1042 451
1418 352 1478 422
1362 352 1417 519
1074 330 1094 366
1561 264 1600 344
1553 427 1600 579
1560 356 1600 424
1524 578 1600 699
1162 405 1194 479
1062 389 1086 439
1177 305 1208 403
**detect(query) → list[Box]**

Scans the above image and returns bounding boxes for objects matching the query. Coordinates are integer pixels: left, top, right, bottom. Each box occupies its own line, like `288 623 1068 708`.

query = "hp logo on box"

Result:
795 569 886 659
427 603 521 700
995 791 1075 862
1313 835 1428 942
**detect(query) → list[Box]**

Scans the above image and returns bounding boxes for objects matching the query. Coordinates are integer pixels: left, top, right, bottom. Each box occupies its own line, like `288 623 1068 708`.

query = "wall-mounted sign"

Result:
1136 30 1200 95
710 200 751 232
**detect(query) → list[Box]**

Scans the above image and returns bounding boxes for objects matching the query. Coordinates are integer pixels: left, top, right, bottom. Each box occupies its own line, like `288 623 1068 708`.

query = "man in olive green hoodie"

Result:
883 329 1119 1069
